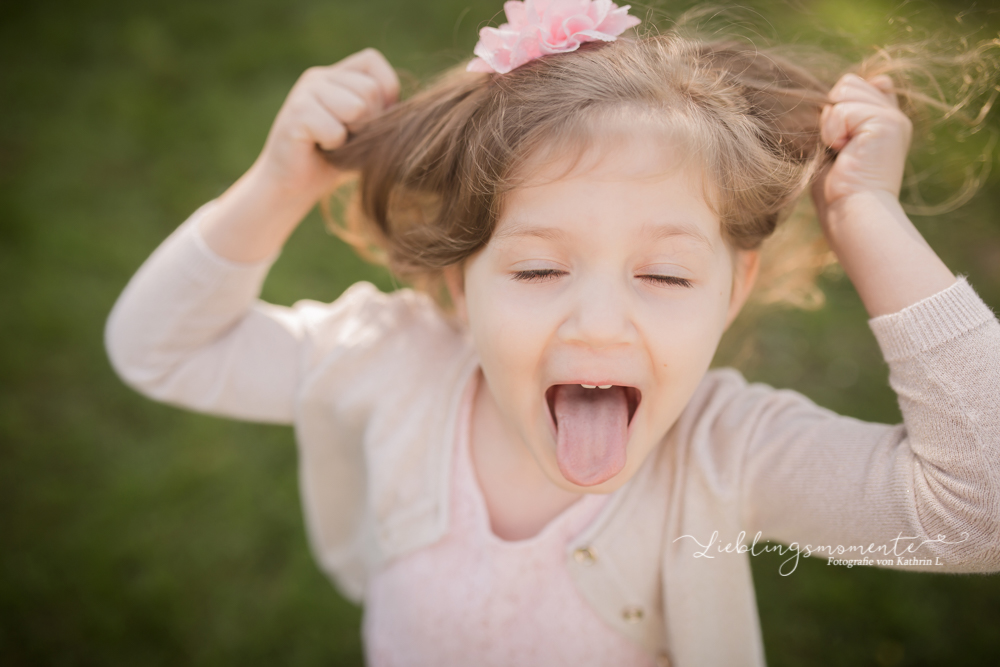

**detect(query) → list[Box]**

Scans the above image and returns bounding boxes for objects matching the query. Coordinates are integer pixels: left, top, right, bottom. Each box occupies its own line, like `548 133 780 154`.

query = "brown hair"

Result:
319 21 998 309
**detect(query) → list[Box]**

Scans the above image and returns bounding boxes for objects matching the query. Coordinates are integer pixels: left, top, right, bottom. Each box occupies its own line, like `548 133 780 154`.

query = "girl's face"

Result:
448 131 759 494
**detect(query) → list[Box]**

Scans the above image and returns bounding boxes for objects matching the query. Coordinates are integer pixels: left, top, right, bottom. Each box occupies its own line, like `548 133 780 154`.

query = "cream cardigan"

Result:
106 201 1000 666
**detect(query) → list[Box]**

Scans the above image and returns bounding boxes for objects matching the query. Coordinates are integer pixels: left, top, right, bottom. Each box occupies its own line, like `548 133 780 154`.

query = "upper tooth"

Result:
581 384 597 389
598 385 612 389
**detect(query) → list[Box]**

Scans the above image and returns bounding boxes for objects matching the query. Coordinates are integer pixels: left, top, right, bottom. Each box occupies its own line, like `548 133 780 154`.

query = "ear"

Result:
443 264 469 325
724 249 760 330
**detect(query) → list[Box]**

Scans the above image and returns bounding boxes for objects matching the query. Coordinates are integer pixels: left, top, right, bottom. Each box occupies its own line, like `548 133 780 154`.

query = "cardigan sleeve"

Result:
734 276 1000 573
104 200 397 425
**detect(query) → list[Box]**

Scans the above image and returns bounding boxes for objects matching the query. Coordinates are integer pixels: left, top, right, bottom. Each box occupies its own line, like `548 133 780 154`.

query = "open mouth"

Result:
544 383 642 487
545 384 641 432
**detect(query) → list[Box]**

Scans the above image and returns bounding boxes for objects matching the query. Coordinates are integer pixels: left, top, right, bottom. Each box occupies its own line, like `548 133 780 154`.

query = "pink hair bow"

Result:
467 0 641 74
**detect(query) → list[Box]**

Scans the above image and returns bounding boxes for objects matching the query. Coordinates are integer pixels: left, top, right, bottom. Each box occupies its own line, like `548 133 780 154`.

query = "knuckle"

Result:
887 108 911 126
329 124 348 144
317 123 347 150
901 117 914 139
299 66 328 88
828 102 849 120
341 96 367 120
356 76 380 100
288 96 311 116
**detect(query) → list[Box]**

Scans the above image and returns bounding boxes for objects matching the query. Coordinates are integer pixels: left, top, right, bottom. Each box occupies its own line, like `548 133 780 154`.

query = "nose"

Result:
557 274 637 349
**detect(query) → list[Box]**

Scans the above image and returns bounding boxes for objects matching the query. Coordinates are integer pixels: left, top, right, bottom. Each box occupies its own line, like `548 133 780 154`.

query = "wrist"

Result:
819 190 955 318
822 189 902 234
238 159 323 214
200 164 319 264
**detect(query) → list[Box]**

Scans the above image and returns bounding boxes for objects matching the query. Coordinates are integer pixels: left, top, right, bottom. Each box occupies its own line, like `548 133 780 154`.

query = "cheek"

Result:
465 277 553 392
642 279 732 379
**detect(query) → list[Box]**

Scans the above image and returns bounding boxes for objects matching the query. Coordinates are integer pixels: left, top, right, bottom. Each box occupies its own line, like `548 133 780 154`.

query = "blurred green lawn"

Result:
1 0 999 665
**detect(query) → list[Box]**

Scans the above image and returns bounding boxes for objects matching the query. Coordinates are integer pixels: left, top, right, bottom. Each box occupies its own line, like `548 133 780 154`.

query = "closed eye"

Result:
637 274 693 288
512 269 565 283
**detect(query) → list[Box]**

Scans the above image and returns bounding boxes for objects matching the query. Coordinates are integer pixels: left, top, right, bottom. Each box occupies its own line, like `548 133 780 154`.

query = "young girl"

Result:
105 2 1000 665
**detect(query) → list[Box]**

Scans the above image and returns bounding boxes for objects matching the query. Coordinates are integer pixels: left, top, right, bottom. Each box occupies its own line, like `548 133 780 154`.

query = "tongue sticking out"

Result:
552 384 629 487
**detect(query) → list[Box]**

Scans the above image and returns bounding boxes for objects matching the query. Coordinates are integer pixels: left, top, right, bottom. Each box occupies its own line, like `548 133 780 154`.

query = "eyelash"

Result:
637 274 694 289
511 269 693 289
512 269 563 282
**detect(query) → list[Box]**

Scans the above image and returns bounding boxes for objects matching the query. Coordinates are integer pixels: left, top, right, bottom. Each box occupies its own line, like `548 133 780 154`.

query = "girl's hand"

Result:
198 49 398 264
809 73 955 318
251 48 400 202
812 73 913 226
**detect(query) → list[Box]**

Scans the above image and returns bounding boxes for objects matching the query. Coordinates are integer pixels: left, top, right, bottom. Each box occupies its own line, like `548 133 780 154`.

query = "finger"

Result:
312 85 370 127
297 104 349 151
325 68 387 115
821 101 878 150
867 74 900 109
819 103 849 151
335 48 400 106
820 101 907 150
829 73 894 108
830 74 891 108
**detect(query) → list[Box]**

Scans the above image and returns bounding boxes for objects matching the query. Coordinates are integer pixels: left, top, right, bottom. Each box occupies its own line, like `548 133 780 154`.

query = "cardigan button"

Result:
573 547 597 565
655 651 672 667
621 605 644 623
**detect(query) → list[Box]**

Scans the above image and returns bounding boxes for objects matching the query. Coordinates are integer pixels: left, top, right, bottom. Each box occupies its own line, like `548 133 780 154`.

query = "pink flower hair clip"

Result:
467 0 641 74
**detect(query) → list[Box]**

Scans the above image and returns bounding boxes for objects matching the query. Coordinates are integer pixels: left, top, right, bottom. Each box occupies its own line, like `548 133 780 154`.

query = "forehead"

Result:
512 112 701 184
494 123 723 250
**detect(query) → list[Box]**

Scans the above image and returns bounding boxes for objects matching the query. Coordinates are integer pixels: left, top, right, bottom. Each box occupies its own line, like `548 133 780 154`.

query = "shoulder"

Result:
291 281 458 341
672 367 837 473
684 367 835 428
287 281 474 415
678 367 760 432
284 281 469 370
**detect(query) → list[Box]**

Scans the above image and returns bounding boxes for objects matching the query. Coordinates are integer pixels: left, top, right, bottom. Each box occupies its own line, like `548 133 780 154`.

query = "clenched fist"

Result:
253 48 400 201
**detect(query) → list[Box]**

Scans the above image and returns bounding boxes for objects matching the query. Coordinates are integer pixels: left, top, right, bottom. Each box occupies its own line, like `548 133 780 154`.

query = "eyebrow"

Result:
493 225 565 242
494 221 716 250
646 223 715 250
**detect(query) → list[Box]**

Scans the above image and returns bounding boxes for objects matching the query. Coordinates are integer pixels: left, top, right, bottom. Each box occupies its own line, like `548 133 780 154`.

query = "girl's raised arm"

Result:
105 49 399 423
733 74 1000 571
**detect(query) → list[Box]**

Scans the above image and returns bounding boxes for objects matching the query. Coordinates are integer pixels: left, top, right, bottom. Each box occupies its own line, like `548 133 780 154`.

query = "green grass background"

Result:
2 0 999 664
